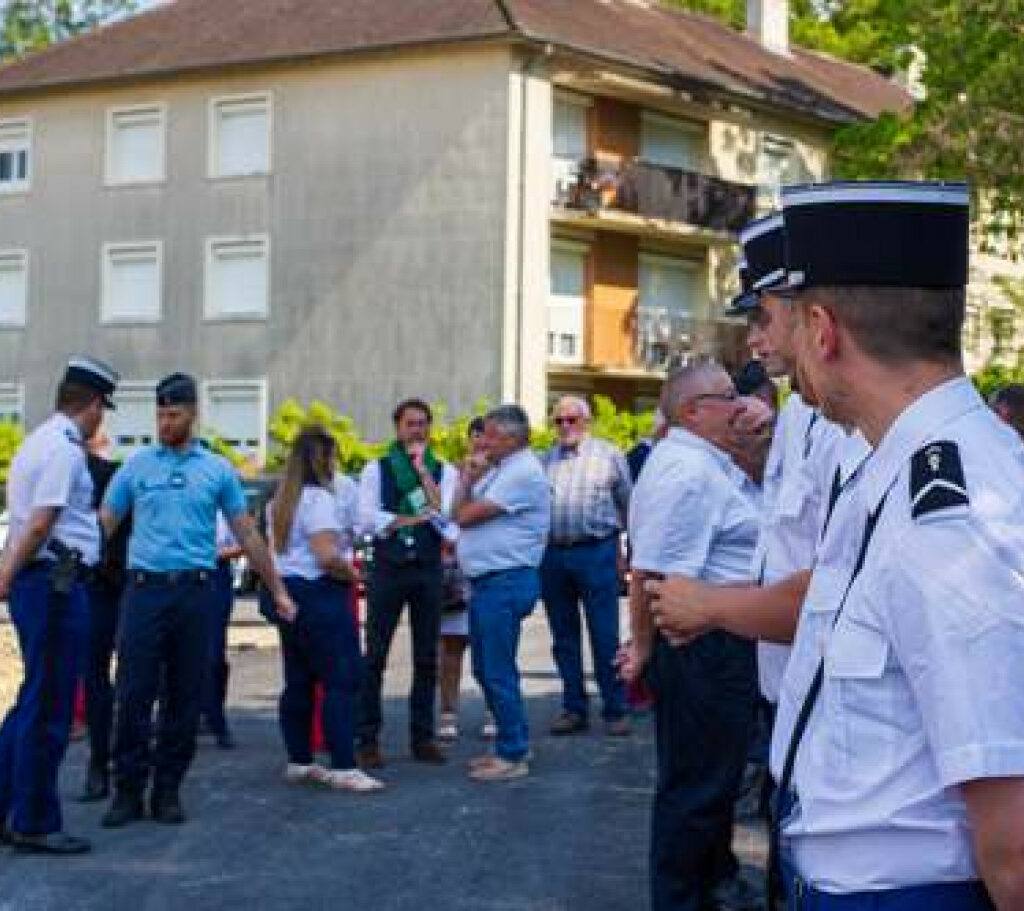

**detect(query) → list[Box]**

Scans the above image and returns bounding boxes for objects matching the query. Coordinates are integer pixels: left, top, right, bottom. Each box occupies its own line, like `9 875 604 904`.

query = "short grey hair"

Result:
485 404 531 445
660 361 729 425
553 395 591 421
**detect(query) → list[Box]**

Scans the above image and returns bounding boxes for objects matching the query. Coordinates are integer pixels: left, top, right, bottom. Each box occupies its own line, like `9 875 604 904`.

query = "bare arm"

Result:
647 570 810 644
0 506 59 598
452 456 493 527
99 506 122 544
308 530 357 582
962 777 1024 909
228 513 297 622
454 499 502 528
616 569 656 685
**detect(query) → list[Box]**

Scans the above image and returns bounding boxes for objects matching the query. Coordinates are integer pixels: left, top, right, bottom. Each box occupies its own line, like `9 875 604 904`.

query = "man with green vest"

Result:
356 399 458 767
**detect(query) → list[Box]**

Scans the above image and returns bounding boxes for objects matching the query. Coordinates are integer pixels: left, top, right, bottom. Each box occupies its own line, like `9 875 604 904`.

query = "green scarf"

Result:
387 440 440 544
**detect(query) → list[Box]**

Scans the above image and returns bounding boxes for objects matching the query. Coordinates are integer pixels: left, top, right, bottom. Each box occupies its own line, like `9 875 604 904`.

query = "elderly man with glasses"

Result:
619 362 763 911
540 396 632 737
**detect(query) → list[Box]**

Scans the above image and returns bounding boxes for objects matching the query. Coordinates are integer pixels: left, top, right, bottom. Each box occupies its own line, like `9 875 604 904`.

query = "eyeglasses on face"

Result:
690 390 739 406
553 415 581 427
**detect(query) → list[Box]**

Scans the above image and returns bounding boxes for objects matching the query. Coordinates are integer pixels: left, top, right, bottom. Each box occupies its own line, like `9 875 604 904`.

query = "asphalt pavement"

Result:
0 603 765 911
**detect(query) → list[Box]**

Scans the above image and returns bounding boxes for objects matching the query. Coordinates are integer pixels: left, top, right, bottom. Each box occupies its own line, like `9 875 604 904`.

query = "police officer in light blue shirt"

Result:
98 373 296 828
0 356 119 855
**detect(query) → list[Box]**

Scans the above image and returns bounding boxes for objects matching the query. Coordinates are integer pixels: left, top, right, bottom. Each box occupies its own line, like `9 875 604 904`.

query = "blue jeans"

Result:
274 577 362 770
469 567 539 762
0 564 89 834
540 536 626 721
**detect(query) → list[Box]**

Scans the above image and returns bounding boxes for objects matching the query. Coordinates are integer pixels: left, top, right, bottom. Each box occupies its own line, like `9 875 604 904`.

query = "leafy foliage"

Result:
972 362 1024 399
0 420 25 504
254 396 656 476
1 0 136 58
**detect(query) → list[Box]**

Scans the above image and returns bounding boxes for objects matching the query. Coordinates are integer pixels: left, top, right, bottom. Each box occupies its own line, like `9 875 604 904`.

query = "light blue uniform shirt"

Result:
104 442 247 572
457 448 552 579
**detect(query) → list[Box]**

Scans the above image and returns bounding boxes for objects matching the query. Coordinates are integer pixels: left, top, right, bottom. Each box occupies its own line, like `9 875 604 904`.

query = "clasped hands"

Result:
646 576 716 647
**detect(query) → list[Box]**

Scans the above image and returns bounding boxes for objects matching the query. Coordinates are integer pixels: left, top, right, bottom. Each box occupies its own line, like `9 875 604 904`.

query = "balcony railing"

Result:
553 158 756 234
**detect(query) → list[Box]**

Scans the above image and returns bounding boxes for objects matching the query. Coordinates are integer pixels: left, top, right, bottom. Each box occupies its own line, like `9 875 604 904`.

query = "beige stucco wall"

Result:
0 45 516 438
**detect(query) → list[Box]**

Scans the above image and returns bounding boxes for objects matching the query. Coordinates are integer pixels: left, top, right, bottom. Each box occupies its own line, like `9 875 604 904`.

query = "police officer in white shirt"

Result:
0 356 119 854
622 362 763 911
649 181 1024 910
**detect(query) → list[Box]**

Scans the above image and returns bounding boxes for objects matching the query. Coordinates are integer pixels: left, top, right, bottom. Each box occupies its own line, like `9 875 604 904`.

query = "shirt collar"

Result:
53 413 83 445
665 426 744 483
859 376 983 511
157 439 203 459
555 435 593 459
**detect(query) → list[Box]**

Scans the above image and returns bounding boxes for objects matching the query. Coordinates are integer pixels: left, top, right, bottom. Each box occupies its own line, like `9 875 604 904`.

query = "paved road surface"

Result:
0 604 765 910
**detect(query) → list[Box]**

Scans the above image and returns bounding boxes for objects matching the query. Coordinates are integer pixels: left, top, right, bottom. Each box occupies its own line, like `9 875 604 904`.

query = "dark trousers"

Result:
84 578 123 768
0 565 89 835
275 577 361 770
781 867 994 911
112 574 216 796
540 537 626 721
201 561 234 735
648 633 757 911
357 563 442 747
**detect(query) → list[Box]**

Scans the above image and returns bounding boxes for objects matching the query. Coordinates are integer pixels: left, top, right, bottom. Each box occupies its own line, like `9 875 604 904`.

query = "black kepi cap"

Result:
156 373 198 407
63 356 119 408
734 359 771 396
726 212 786 316
781 181 970 291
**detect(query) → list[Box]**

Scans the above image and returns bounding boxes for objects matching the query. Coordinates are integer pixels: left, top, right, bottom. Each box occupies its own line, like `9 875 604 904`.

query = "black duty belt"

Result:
22 559 95 584
129 569 212 587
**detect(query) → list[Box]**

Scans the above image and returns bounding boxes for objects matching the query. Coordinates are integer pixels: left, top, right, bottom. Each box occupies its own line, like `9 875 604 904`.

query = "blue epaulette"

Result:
910 441 969 520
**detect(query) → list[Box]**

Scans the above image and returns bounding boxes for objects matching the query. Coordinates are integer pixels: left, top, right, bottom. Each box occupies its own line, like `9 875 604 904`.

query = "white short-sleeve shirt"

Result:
753 393 865 701
333 473 360 559
268 485 342 580
6 413 100 566
629 427 759 583
773 377 1024 893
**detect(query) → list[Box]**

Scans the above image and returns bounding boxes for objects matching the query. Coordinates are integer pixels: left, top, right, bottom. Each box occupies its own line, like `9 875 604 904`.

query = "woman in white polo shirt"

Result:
265 426 383 793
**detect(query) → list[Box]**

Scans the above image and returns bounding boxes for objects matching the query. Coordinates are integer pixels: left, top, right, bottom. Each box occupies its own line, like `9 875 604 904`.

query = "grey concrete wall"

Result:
0 45 514 439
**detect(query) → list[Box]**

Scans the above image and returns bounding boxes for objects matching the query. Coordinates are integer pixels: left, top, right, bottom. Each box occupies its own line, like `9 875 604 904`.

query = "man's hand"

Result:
646 576 716 642
0 571 10 602
274 590 298 624
408 441 426 471
462 452 489 484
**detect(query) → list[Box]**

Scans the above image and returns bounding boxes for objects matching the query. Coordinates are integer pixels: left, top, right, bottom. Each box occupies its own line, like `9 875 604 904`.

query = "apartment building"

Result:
0 0 908 457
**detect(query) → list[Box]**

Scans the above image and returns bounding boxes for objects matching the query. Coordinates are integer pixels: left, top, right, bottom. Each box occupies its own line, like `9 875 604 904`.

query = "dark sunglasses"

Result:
553 416 581 426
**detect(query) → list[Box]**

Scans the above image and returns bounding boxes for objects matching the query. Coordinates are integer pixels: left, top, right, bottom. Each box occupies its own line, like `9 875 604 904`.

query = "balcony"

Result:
552 158 757 238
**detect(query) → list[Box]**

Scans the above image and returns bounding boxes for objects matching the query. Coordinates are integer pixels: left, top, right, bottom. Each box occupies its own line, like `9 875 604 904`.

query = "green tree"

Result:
1 0 135 59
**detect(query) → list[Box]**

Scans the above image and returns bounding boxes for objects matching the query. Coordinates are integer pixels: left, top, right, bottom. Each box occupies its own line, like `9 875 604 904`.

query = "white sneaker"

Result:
438 712 459 742
320 768 386 793
480 712 497 740
284 762 327 784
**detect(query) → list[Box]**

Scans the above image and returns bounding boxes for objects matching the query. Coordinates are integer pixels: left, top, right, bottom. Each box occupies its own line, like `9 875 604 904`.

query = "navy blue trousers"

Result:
782 869 994 910
274 576 362 770
648 632 757 911
540 537 627 722
84 577 123 767
112 574 216 795
0 565 89 834
201 561 234 735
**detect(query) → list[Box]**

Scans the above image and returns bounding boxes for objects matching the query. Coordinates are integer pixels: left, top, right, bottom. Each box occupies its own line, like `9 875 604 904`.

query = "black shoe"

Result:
549 711 589 736
11 831 92 855
78 761 110 803
101 791 145 828
150 790 186 825
411 740 447 765
215 729 237 750
0 824 12 846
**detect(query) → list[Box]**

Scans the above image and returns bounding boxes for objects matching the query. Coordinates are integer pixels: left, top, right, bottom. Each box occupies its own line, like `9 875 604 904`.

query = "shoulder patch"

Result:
910 440 969 520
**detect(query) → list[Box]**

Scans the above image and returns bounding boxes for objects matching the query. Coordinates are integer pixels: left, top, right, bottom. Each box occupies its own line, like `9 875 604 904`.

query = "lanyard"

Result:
766 487 891 907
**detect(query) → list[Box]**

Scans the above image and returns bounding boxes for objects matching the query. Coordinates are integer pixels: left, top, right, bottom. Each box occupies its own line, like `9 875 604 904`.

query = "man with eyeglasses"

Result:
618 362 763 911
539 396 632 737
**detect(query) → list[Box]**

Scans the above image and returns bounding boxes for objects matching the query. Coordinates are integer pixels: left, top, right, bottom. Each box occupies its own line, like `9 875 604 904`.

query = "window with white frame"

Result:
757 134 799 211
101 242 162 323
0 383 24 424
552 93 590 202
203 380 266 460
640 112 703 171
0 250 28 326
639 254 699 317
106 104 166 185
108 383 157 456
204 236 269 319
548 241 588 365
209 93 271 178
0 119 31 193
